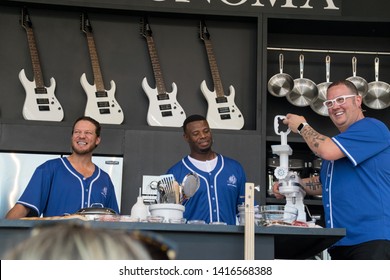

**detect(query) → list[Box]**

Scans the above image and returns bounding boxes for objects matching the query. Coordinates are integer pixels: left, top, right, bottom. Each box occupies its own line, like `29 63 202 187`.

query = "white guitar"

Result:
140 17 186 127
199 20 244 130
19 7 64 122
80 13 124 125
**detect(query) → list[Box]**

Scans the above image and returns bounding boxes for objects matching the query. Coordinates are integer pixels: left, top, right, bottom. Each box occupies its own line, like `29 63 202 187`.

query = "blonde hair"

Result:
3 223 152 260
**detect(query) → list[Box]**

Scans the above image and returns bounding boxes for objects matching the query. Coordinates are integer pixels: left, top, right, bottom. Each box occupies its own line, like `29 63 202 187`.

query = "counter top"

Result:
0 219 345 260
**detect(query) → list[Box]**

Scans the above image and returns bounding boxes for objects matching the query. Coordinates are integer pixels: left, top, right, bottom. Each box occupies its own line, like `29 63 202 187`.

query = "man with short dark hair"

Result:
167 114 246 225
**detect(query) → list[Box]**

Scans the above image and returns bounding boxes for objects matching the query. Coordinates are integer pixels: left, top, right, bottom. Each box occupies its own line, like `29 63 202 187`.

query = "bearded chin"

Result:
199 146 211 153
72 144 97 155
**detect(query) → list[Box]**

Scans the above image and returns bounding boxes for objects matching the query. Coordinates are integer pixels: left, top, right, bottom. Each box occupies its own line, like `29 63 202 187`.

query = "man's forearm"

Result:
299 125 329 157
301 176 322 196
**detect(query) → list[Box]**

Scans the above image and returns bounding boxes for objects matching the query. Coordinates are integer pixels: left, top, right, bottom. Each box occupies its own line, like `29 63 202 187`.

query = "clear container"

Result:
237 203 260 225
187 220 206 224
146 216 164 223
259 205 298 224
168 218 187 224
210 221 227 225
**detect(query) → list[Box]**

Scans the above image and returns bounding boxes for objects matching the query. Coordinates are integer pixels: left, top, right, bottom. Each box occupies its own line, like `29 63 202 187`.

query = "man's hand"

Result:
272 181 284 199
283 114 307 134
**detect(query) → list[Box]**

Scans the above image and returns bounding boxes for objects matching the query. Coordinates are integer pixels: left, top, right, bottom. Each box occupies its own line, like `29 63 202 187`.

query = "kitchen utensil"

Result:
157 174 176 203
364 57 390 109
267 53 294 97
346 56 368 97
287 54 318 107
173 181 180 204
311 55 331 116
182 172 200 198
76 203 116 220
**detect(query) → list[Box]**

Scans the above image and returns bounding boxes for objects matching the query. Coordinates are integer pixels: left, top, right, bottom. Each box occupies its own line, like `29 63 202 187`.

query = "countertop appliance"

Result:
271 116 306 222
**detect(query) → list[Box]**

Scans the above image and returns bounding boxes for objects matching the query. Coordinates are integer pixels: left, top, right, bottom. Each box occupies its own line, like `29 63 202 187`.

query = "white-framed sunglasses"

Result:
323 94 357 109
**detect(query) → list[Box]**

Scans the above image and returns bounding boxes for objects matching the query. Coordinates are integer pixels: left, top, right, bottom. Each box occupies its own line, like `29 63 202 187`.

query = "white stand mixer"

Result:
271 115 307 222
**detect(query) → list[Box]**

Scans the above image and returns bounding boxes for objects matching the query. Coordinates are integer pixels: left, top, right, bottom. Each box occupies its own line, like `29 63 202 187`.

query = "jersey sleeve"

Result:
17 163 54 216
333 118 390 166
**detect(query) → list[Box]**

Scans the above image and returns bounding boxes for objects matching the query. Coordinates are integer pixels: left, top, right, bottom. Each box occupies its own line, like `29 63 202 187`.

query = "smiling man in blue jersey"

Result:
5 116 119 219
273 80 390 260
167 114 247 225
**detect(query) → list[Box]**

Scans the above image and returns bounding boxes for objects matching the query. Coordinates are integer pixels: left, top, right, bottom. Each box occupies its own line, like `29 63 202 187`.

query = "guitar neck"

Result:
85 32 105 92
146 35 167 95
25 28 45 88
203 39 225 97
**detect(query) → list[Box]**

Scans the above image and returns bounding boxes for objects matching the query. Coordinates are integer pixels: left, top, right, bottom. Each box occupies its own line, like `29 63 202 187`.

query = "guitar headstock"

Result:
20 7 32 30
140 16 152 38
199 20 210 41
80 12 93 34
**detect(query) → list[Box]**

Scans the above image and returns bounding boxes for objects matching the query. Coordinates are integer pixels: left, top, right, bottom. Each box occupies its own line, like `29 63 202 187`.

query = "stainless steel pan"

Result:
267 53 294 97
346 56 368 97
76 203 116 220
287 54 318 107
364 57 390 109
311 55 331 116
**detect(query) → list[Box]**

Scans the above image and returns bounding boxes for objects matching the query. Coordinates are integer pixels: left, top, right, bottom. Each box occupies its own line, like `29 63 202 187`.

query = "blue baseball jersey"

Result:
167 154 246 225
320 117 390 246
17 157 119 217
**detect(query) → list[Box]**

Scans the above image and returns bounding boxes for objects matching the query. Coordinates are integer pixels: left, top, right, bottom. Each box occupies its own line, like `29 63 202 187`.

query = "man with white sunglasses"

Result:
273 80 390 260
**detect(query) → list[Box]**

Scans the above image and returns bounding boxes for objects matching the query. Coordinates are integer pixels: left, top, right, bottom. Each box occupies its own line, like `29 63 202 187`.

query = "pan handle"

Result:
374 57 380 82
299 54 305 79
352 56 357 77
279 53 285 74
325 55 331 83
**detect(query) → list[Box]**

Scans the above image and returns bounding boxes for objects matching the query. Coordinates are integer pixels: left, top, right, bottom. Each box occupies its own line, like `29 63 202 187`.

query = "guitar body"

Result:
200 80 244 130
80 73 124 124
19 69 64 122
142 77 186 127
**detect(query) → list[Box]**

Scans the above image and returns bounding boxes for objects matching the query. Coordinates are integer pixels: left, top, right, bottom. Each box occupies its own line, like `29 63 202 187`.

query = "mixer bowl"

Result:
259 205 298 225
149 203 185 223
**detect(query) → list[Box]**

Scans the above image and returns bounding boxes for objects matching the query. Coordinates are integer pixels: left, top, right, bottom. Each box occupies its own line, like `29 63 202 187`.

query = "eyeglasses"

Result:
323 94 356 109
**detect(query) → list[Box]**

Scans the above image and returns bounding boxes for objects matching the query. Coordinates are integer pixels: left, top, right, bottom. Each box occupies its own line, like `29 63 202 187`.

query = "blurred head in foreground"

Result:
3 222 176 260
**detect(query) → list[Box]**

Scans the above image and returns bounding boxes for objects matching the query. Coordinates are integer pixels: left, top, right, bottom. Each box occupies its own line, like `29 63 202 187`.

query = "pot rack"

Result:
267 47 390 56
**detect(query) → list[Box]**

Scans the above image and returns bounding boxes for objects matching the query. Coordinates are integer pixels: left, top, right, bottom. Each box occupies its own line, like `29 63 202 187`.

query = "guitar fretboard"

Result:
85 32 105 92
145 35 167 95
25 28 44 89
203 38 225 98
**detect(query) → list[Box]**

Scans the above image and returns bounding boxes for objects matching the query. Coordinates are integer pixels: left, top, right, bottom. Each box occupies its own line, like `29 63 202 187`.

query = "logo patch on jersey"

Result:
227 175 237 188
101 186 108 198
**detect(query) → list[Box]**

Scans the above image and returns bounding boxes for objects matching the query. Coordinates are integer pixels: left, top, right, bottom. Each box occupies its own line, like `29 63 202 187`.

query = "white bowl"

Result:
149 203 185 223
